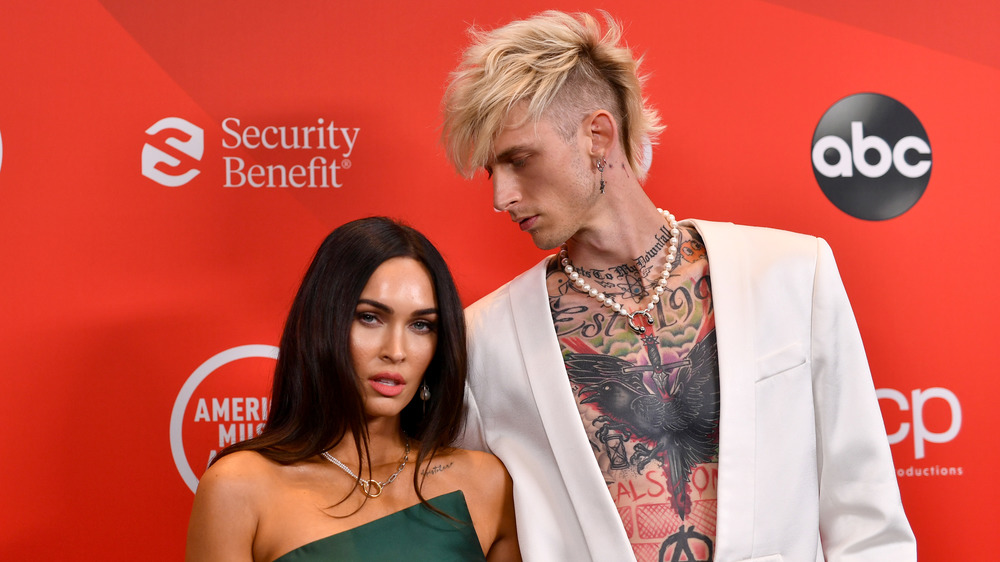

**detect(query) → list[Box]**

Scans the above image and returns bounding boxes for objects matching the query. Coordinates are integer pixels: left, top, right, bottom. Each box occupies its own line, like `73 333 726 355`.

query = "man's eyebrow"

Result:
491 144 532 164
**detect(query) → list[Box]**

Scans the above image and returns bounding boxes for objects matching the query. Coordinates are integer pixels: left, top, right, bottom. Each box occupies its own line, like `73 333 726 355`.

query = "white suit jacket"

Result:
460 219 915 561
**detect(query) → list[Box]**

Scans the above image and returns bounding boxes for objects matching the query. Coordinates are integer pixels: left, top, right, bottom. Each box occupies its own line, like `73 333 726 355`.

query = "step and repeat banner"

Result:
2 1 996 559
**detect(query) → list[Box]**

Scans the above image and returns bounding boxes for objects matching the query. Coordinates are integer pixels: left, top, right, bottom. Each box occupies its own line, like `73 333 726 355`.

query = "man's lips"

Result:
369 374 406 397
517 215 539 231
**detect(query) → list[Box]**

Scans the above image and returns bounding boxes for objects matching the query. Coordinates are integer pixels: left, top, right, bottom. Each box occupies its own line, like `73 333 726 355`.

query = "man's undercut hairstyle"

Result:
442 10 664 181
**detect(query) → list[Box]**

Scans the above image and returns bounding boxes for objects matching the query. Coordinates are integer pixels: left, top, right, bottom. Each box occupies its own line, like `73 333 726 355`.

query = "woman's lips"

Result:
369 374 406 397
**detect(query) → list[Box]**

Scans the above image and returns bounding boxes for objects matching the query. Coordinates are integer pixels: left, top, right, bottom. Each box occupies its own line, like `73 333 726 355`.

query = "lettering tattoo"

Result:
421 462 453 477
561 225 678 301
549 231 711 341
635 225 674 270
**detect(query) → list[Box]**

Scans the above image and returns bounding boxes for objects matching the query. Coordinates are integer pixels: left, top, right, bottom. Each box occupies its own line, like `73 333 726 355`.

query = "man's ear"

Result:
582 110 617 158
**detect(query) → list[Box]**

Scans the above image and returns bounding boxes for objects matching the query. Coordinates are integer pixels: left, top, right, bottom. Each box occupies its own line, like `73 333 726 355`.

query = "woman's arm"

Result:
185 453 261 562
486 464 520 562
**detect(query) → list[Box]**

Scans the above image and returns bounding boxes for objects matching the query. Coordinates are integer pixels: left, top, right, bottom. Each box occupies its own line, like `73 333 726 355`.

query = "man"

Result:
441 11 915 562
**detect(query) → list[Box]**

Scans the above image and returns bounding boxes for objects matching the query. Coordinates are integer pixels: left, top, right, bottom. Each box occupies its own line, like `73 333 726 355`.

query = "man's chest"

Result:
546 259 722 558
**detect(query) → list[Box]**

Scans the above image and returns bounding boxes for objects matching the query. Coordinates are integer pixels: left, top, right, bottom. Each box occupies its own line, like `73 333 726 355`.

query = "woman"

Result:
186 217 520 561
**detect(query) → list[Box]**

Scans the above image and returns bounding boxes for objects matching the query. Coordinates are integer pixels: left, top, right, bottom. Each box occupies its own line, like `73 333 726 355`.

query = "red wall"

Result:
1 1 996 558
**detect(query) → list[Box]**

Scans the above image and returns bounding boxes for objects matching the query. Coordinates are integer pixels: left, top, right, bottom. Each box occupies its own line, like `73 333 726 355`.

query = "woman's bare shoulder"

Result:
197 451 283 500
421 447 510 495
423 448 519 560
205 450 277 477
454 448 507 475
187 451 281 560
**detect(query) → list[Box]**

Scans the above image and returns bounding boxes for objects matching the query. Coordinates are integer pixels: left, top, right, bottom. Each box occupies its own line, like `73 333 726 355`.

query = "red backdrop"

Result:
1 1 996 559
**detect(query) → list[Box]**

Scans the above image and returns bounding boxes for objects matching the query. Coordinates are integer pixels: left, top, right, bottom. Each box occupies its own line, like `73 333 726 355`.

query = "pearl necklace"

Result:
559 208 679 335
322 440 409 498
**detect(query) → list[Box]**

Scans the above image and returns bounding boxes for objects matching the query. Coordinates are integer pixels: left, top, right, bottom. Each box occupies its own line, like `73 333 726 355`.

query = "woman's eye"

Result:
412 320 436 333
357 312 379 324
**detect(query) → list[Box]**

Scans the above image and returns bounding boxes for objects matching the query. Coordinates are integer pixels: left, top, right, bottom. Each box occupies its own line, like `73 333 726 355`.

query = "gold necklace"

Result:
321 440 409 498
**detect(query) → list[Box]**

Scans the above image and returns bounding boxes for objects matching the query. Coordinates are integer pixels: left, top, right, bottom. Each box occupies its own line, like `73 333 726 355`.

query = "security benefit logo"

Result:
142 117 204 187
141 116 360 189
221 117 358 188
812 93 931 220
170 345 278 492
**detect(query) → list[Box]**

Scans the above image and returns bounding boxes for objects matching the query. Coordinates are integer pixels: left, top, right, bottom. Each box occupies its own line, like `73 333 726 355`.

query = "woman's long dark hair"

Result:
214 216 467 506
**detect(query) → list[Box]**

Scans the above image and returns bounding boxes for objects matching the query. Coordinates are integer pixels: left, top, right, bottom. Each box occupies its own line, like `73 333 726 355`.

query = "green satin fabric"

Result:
273 490 486 561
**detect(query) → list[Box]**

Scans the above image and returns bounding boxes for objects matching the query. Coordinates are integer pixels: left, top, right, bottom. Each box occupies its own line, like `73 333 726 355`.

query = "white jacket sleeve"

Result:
811 238 916 560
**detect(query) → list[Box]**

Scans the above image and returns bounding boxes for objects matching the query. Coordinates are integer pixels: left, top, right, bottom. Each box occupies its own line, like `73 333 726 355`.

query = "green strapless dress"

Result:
273 490 486 561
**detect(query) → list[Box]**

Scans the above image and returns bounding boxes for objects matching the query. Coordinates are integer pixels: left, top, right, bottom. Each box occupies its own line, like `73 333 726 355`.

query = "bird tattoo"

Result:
566 330 719 520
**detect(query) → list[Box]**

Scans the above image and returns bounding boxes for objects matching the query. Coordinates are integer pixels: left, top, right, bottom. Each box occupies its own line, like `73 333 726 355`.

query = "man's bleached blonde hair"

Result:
442 10 663 180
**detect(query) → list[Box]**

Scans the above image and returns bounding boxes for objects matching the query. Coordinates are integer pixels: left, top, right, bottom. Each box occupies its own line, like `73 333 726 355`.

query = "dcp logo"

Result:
812 93 931 220
878 387 961 459
142 117 204 187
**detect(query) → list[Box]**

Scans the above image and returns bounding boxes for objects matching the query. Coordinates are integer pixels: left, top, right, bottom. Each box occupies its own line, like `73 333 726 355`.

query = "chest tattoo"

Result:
547 230 720 560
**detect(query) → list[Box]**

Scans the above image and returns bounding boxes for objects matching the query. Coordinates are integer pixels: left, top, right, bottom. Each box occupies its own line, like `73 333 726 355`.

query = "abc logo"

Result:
811 93 931 220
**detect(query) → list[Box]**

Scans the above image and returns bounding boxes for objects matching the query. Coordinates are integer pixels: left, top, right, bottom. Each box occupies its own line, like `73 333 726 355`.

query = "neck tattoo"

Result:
322 439 410 498
559 208 679 335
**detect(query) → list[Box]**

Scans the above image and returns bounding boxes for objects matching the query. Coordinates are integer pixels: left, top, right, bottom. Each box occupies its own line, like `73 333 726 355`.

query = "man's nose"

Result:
492 172 521 212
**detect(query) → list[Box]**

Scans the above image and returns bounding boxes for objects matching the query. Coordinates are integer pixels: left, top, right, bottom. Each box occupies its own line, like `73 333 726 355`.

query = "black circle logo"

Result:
811 93 931 221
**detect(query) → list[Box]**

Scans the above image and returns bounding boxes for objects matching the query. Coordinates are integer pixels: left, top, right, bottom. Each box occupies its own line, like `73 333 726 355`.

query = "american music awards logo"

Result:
170 345 277 492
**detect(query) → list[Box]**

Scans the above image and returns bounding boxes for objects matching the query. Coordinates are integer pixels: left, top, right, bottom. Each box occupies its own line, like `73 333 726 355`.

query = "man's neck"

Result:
564 187 671 272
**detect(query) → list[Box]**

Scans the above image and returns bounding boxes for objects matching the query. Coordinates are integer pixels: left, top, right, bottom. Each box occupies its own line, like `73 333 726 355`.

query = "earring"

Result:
596 158 607 194
420 382 431 414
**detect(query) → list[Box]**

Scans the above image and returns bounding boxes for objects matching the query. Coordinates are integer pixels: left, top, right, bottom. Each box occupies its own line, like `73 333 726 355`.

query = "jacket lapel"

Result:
686 219 757 559
507 258 634 559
